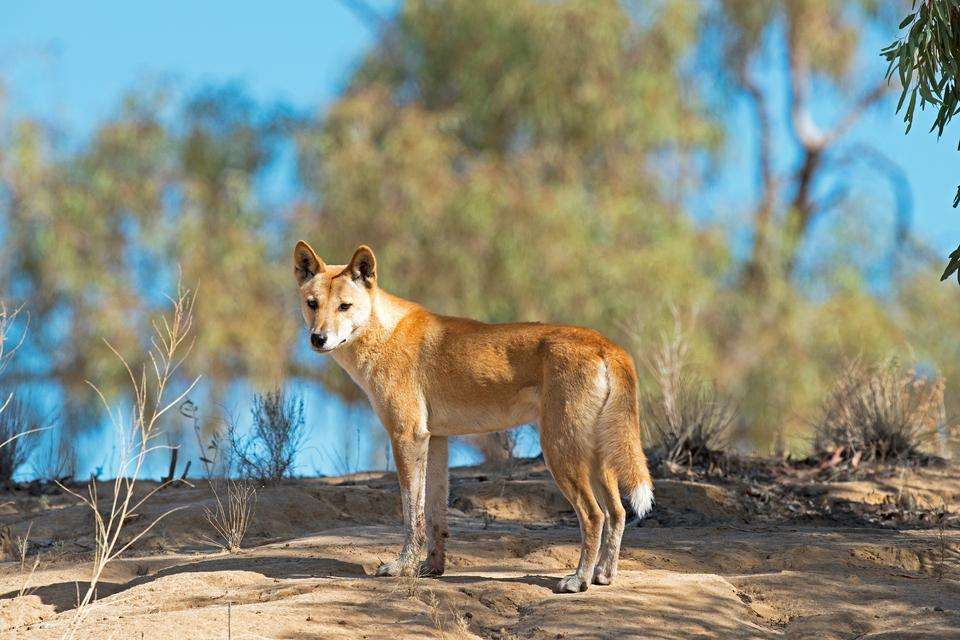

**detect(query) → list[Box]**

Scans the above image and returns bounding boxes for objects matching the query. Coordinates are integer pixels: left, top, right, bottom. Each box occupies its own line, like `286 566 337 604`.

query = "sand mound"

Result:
0 462 956 638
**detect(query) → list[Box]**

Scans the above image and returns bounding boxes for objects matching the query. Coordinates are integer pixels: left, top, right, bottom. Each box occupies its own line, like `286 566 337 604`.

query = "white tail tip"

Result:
628 482 654 521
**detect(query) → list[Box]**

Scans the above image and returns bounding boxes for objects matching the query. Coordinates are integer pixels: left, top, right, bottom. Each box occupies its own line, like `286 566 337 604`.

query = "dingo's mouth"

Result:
313 337 348 353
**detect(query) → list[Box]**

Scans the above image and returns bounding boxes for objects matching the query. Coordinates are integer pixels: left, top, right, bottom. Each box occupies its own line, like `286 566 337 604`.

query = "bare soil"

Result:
0 459 957 639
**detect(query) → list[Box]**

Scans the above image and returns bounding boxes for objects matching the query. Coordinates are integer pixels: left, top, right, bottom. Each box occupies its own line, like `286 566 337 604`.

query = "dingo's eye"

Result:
338 302 352 312
306 299 318 310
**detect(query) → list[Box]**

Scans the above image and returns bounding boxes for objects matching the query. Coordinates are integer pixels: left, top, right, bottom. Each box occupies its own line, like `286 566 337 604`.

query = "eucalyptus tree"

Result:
882 0 960 282
0 85 297 433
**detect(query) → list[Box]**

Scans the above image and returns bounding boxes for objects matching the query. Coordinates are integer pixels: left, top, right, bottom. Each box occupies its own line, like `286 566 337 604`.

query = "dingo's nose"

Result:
310 332 327 349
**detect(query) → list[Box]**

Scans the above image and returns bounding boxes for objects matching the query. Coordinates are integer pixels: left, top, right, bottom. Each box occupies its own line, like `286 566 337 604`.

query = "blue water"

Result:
18 380 543 482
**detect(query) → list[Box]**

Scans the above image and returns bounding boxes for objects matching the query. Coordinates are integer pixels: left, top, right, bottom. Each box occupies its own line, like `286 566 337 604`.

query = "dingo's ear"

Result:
348 245 377 288
294 240 325 285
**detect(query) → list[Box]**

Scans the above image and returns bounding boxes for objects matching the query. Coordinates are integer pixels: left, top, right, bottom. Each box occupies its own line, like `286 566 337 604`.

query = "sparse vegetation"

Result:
813 359 944 465
643 323 737 470
0 302 26 382
203 479 258 553
227 387 305 482
0 396 47 483
472 431 516 468
59 282 200 638
30 428 78 483
0 303 24 422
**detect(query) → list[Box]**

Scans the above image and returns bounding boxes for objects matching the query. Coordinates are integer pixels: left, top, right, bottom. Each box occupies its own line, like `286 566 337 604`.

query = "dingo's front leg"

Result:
376 433 429 577
422 436 449 576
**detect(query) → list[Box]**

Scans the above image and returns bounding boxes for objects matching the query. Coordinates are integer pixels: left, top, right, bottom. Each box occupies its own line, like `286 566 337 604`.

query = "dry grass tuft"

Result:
813 359 944 465
31 428 79 483
642 322 736 469
0 301 27 382
58 280 200 638
203 479 258 553
0 395 48 483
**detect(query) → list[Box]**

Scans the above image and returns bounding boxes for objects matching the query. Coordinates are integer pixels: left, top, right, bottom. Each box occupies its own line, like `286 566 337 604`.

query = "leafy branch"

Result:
883 0 960 281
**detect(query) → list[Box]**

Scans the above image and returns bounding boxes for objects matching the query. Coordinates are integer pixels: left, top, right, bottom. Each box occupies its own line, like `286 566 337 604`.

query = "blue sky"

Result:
2 1 958 476
2 1 956 256
0 1 389 126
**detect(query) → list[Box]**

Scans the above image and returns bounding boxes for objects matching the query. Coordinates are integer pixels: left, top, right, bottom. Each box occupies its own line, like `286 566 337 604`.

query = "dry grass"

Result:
0 302 27 381
203 479 258 553
0 395 53 483
425 589 472 640
31 427 79 483
0 303 39 447
57 281 200 638
0 302 43 639
471 431 516 467
813 359 943 465
642 322 736 469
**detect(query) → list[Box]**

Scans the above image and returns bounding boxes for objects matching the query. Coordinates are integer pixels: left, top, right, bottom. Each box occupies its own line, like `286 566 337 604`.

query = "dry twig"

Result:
57 281 200 638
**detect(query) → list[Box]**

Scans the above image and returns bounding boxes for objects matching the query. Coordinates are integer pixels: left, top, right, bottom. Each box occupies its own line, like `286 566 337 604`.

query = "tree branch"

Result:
823 80 889 147
786 20 824 151
737 59 778 277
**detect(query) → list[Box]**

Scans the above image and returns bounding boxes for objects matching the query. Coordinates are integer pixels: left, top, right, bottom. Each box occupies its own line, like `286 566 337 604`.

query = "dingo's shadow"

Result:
436 572 558 590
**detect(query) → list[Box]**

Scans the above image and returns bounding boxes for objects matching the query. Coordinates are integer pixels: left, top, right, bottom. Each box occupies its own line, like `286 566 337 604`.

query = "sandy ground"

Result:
0 460 957 639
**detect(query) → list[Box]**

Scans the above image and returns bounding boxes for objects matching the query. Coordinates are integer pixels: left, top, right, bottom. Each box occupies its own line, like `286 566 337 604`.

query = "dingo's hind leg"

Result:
592 464 625 585
539 347 610 593
541 428 605 593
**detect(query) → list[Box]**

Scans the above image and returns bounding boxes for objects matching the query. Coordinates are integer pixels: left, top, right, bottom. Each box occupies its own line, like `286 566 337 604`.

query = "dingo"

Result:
294 242 653 592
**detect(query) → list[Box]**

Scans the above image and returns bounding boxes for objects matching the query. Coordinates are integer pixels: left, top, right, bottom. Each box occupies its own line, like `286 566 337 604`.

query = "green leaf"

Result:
900 13 915 29
941 243 960 283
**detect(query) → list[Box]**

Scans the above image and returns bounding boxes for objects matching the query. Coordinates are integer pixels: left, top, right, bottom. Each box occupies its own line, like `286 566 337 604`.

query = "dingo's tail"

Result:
628 481 654 521
599 352 654 523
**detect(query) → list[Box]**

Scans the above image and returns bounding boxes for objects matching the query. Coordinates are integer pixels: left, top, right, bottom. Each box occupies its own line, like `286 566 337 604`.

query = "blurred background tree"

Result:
1 0 957 471
0 84 296 435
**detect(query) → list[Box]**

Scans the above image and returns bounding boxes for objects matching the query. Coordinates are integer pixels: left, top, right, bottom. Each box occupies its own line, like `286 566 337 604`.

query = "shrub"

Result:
644 380 736 467
31 427 78 482
0 395 46 483
228 387 305 481
813 359 943 464
642 324 736 468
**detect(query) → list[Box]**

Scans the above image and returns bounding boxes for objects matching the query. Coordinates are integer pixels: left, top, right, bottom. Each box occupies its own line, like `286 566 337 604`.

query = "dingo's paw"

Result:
418 560 444 577
592 565 615 585
556 574 588 593
375 560 416 577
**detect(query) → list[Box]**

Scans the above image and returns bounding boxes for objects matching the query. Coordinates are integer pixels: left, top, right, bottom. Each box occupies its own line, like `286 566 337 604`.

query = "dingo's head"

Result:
293 241 377 353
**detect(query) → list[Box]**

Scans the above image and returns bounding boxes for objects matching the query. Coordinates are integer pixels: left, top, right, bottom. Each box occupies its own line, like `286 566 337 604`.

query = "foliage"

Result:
884 1 960 144
1 0 959 465
0 85 295 421
227 387 305 482
297 0 723 339
883 0 960 279
813 359 944 464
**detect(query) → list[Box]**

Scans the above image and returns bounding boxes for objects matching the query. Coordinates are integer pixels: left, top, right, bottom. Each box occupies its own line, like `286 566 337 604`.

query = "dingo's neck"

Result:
330 289 417 388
